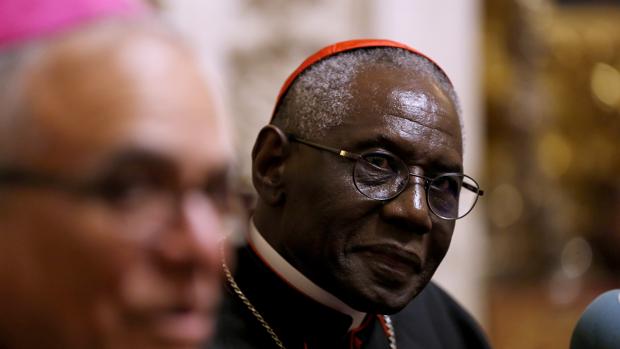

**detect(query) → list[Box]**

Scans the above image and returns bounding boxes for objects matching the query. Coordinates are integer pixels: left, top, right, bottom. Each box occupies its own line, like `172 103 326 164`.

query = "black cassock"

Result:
210 246 491 349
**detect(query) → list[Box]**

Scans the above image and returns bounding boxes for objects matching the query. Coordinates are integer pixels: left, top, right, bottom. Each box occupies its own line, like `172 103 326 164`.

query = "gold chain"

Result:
383 314 397 349
222 261 397 349
222 261 287 348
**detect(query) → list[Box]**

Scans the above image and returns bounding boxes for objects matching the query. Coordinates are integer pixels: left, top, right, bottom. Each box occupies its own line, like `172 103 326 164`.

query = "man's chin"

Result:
363 295 414 315
341 281 428 315
94 311 215 349
148 311 214 348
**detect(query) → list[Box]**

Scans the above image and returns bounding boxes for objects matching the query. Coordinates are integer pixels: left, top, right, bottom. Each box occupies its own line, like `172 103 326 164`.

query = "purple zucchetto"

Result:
0 0 147 49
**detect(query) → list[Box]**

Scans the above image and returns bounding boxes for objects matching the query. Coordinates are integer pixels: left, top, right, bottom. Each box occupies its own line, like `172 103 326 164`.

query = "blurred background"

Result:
149 0 619 348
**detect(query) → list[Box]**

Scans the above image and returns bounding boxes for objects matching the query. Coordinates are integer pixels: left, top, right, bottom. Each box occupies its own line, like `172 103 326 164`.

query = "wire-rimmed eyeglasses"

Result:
288 134 484 220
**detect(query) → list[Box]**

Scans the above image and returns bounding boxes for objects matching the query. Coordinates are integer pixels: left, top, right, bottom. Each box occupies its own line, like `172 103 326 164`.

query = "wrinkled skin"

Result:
254 65 462 314
0 23 232 349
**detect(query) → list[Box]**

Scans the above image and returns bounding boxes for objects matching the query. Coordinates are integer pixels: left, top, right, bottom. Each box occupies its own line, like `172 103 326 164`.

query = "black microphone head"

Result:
570 289 620 349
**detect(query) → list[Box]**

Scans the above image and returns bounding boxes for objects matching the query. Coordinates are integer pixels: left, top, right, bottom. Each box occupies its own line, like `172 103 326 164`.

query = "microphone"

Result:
570 289 620 349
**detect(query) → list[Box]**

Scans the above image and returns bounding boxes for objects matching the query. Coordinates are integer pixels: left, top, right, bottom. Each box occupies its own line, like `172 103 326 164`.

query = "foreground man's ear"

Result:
251 125 290 205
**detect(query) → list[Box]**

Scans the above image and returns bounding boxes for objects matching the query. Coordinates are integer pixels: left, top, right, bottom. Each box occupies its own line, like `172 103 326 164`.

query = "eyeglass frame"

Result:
287 134 484 220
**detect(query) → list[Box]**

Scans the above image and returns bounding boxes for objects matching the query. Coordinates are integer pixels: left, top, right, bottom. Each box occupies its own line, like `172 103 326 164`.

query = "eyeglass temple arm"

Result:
0 167 93 193
0 168 54 186
287 135 361 160
463 182 484 196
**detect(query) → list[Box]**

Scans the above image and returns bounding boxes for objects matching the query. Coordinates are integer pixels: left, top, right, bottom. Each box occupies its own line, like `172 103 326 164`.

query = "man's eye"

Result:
96 172 162 205
364 155 392 170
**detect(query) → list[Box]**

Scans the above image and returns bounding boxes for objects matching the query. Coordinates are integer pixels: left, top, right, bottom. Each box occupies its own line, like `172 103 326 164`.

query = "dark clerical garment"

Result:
211 231 491 349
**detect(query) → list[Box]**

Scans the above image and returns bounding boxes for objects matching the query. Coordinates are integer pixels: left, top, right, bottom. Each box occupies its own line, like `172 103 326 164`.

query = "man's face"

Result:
279 65 462 313
0 29 232 348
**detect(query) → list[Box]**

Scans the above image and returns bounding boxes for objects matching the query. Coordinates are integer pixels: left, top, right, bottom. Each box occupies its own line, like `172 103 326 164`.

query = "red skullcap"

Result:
0 0 147 50
270 39 450 122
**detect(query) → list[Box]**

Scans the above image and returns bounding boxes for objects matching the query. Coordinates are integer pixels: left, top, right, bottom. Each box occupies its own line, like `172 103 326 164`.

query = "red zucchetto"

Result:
271 39 449 121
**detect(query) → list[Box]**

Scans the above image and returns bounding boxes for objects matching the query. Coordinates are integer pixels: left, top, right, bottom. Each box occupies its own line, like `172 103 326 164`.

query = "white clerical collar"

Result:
248 220 367 329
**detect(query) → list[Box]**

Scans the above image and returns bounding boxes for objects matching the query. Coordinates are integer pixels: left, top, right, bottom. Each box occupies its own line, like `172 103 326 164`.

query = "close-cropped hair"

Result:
271 47 461 140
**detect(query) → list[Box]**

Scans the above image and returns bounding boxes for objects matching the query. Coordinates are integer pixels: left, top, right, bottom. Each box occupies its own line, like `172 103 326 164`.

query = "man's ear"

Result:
251 125 290 205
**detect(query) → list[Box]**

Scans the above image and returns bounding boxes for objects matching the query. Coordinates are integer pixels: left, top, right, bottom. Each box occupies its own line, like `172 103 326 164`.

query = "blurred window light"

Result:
537 132 573 179
489 183 524 228
561 237 593 279
590 62 620 108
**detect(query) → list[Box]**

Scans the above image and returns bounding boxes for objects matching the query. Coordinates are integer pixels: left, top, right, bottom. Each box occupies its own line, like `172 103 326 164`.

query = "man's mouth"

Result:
352 244 423 283
144 304 215 347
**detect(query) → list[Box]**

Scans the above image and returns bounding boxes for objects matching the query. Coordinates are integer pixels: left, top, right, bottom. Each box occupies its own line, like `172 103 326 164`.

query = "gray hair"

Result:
271 47 461 140
0 42 43 163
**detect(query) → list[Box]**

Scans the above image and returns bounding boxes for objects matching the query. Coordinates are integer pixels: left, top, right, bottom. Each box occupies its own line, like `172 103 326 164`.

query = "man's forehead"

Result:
24 24 197 126
8 24 228 176
33 22 183 82
335 112 461 146
350 63 451 103
346 67 460 134
324 65 463 165
390 90 442 118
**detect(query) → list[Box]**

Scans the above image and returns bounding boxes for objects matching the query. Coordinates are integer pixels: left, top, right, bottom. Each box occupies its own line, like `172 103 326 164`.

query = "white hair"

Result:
272 47 461 140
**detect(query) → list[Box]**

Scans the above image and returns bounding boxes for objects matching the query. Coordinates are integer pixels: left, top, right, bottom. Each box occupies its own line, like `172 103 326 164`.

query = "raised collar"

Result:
248 220 367 330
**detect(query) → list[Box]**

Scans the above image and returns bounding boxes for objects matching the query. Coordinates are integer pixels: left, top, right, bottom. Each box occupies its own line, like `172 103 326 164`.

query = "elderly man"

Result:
0 1 236 348
213 40 489 349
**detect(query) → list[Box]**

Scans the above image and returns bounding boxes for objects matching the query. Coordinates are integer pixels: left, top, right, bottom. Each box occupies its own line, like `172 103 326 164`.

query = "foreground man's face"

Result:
0 27 232 349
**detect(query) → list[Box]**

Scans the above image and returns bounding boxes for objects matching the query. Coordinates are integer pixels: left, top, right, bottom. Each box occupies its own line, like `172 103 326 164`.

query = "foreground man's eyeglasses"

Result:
0 165 243 237
288 134 484 220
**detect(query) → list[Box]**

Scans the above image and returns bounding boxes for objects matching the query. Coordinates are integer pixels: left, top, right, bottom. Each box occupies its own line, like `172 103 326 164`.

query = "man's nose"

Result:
380 174 433 234
151 191 225 272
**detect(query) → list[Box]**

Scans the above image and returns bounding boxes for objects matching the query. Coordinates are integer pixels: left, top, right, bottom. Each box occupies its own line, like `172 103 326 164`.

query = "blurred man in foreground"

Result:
213 40 490 349
0 1 235 348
